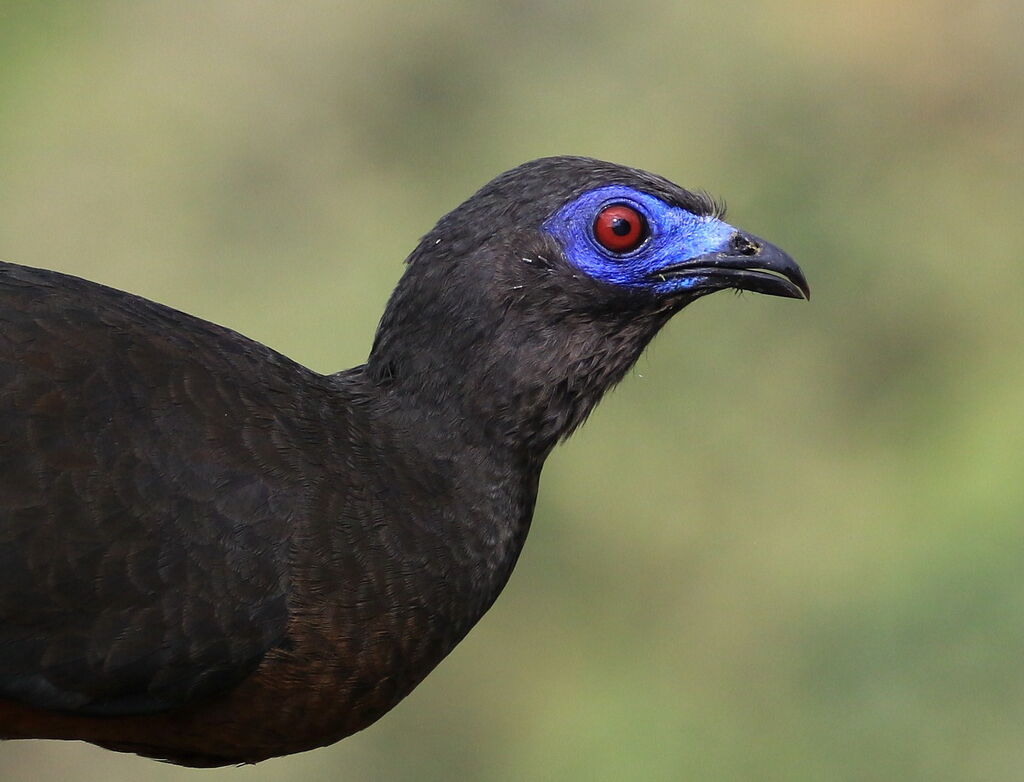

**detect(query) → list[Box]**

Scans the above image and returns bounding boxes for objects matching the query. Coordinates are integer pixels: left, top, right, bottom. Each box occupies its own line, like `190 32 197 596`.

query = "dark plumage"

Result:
0 156 807 765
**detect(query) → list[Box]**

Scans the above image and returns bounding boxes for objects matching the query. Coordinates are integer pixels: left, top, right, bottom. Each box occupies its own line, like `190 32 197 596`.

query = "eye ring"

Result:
593 204 649 254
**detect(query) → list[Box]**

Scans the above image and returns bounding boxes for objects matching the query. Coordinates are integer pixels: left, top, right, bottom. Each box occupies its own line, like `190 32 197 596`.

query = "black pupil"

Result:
610 217 632 236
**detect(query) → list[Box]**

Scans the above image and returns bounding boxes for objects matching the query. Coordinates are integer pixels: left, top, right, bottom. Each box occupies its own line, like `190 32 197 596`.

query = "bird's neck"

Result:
365 303 672 457
349 275 677 650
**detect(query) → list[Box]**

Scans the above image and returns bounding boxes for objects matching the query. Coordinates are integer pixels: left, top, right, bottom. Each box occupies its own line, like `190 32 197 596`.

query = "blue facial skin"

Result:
542 186 739 295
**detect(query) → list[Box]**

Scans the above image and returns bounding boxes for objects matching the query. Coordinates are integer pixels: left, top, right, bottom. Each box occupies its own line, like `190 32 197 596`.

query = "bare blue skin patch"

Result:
542 185 738 294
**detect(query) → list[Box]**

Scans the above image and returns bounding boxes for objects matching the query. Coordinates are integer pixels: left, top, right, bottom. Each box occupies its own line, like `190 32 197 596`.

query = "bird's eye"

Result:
593 204 648 254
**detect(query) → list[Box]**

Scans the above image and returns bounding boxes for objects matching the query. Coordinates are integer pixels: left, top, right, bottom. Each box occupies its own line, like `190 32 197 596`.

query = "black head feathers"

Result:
370 156 806 449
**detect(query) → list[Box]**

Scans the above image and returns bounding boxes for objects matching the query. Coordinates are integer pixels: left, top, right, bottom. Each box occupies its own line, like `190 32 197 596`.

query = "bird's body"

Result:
0 263 535 765
0 157 807 765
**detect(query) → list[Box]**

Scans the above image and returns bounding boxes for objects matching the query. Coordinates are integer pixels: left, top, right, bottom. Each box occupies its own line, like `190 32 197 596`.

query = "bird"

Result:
0 156 808 766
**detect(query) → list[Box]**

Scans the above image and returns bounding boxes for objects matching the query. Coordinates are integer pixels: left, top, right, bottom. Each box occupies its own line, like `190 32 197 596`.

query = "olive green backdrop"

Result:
1 2 1022 780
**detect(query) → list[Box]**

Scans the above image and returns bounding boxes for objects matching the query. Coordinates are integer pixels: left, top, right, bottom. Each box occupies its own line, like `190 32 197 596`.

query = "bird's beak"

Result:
652 231 810 300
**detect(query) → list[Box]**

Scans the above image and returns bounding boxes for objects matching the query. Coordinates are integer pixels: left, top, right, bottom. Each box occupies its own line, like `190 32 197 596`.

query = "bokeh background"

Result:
1 1 1022 780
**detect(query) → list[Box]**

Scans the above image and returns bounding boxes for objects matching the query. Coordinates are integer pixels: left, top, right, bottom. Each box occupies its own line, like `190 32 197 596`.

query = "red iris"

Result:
593 204 647 253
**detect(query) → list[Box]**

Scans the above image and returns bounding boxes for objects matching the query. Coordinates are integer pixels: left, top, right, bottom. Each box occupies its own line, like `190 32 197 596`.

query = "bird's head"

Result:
369 156 808 449
403 156 807 308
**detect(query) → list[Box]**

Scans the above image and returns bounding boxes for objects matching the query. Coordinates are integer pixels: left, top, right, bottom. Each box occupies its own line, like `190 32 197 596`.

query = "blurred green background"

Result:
1 1 1022 780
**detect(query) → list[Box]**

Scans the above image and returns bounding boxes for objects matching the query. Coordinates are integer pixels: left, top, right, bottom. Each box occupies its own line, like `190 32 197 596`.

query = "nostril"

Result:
731 234 760 256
